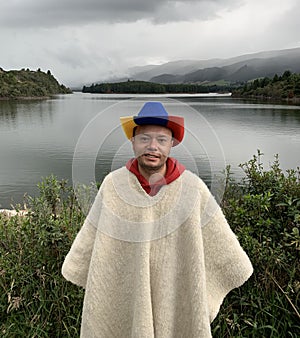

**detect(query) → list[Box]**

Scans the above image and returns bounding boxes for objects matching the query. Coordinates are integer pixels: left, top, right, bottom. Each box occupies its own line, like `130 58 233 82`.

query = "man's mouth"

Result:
143 153 160 159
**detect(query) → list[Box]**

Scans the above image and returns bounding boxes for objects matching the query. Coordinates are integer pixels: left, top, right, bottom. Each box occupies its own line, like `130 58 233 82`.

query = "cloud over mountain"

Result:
131 48 300 84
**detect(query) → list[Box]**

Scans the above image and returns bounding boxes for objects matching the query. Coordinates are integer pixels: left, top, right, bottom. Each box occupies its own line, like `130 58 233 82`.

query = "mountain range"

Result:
128 47 300 84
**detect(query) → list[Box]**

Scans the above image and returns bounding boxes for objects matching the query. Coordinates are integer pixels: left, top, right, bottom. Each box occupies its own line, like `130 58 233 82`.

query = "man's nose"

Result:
147 137 158 150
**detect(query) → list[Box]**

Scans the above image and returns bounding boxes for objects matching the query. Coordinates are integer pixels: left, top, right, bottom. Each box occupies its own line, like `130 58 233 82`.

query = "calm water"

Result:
0 93 300 208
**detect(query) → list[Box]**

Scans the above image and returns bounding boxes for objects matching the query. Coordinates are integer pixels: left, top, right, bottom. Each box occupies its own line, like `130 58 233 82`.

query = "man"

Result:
62 101 253 337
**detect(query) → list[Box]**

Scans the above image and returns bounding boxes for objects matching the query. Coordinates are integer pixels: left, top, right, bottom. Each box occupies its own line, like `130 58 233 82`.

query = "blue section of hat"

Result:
137 102 168 117
134 116 168 127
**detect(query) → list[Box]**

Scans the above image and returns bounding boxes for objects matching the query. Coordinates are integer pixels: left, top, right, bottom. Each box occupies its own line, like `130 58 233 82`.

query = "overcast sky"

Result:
1 0 299 87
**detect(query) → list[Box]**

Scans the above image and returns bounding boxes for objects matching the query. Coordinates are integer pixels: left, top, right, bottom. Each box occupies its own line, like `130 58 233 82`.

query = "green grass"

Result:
0 176 84 337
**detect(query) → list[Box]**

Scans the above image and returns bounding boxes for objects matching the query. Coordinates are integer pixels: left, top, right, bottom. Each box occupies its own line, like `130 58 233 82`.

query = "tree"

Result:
281 70 291 80
261 77 270 88
252 79 260 90
272 74 279 83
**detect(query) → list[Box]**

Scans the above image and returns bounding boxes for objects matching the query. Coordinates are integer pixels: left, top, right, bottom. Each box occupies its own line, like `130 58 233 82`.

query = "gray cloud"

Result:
1 0 242 27
1 0 299 87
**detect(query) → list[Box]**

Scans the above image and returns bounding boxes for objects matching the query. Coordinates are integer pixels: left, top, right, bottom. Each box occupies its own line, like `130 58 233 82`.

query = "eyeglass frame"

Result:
133 133 173 146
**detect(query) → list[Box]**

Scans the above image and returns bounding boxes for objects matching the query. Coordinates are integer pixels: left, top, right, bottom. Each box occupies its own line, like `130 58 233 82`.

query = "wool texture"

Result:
62 167 253 338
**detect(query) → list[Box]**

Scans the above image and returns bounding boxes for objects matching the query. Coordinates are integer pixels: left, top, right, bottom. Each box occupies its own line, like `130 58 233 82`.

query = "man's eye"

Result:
140 136 150 142
158 138 167 144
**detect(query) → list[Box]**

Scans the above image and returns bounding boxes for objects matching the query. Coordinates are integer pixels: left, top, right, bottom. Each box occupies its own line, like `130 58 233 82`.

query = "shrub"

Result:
213 151 300 337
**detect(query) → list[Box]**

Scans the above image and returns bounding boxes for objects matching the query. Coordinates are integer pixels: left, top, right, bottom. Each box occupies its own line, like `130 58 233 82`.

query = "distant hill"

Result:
129 47 300 84
0 68 72 99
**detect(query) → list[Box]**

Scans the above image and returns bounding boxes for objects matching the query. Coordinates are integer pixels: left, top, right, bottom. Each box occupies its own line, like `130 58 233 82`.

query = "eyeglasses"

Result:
134 134 173 146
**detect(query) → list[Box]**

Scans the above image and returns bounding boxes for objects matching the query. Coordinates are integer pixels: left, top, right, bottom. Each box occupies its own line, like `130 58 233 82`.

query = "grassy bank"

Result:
1 152 299 337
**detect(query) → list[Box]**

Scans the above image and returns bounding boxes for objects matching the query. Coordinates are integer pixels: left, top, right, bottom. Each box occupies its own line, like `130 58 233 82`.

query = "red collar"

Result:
126 157 185 196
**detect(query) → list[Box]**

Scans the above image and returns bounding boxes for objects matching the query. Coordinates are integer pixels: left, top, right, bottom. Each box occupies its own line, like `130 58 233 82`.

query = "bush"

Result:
213 151 300 337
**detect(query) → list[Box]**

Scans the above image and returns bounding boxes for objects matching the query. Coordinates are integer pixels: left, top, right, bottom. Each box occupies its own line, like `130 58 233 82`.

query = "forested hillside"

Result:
0 68 71 99
232 70 300 102
82 80 230 94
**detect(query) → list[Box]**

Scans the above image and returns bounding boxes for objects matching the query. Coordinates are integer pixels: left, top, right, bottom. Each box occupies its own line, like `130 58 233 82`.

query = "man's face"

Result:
131 125 173 173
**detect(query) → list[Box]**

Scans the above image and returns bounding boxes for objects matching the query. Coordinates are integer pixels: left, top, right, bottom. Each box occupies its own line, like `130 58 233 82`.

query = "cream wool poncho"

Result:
62 167 253 338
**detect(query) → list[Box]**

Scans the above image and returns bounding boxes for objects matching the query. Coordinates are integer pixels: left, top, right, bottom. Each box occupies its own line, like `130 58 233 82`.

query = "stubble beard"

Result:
137 156 166 174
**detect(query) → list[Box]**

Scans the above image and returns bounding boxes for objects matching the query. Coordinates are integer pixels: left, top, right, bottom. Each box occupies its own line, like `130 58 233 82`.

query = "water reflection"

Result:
0 101 18 128
0 99 55 130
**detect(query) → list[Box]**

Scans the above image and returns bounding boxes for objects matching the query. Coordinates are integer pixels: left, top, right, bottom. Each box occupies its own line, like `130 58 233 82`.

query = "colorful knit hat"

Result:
120 102 184 146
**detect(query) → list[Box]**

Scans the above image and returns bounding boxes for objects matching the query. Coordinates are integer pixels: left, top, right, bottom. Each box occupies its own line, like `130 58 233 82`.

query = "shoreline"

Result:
0 93 72 101
231 94 300 105
0 96 51 101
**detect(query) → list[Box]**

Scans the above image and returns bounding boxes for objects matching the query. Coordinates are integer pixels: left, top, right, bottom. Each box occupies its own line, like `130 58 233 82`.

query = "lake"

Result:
0 92 300 209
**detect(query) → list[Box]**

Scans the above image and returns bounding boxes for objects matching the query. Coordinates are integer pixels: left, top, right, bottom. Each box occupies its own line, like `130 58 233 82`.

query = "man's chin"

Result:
139 160 164 172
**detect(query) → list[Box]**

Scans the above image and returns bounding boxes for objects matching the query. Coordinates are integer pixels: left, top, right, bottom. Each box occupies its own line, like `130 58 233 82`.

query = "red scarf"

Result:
126 157 185 196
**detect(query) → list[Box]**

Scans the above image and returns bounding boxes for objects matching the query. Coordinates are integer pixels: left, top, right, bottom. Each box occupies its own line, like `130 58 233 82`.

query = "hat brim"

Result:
120 115 184 146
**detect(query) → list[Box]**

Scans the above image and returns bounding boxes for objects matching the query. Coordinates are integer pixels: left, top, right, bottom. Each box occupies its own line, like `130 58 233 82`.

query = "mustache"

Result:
142 152 161 158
